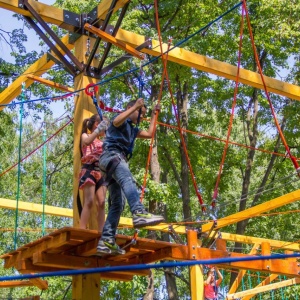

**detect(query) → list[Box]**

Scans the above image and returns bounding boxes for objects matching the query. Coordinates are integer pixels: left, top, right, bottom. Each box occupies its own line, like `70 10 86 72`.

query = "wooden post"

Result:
72 273 101 300
187 230 204 300
72 34 101 299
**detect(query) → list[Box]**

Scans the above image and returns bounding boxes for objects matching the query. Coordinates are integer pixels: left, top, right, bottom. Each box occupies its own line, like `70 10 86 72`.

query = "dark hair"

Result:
81 114 100 134
126 100 147 109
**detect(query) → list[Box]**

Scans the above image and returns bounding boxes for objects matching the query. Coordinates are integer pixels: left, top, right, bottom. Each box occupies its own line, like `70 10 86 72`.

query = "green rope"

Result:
14 83 25 250
247 270 252 289
279 275 284 300
271 288 274 300
256 272 262 300
242 276 245 291
42 126 47 236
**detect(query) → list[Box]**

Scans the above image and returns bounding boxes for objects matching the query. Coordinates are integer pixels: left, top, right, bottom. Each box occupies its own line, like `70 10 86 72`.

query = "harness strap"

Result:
126 127 139 160
126 64 144 160
102 156 122 186
82 162 100 171
77 191 83 217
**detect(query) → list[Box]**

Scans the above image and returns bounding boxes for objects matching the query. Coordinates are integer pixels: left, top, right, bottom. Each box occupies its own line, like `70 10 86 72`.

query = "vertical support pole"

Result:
261 242 271 272
187 230 204 300
72 273 101 300
72 35 101 299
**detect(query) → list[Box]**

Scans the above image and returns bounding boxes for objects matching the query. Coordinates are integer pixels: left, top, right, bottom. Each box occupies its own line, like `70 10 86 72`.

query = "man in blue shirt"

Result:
97 98 164 255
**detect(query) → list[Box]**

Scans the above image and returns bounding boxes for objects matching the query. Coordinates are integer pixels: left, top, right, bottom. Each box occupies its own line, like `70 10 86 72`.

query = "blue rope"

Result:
0 1 243 109
0 253 298 282
126 65 145 160
92 95 103 121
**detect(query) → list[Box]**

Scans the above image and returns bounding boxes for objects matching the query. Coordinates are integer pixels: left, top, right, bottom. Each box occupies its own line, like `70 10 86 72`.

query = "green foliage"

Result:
1 0 300 298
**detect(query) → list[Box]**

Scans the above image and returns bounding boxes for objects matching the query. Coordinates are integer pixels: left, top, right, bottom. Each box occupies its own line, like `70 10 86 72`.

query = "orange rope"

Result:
151 0 206 211
243 0 300 174
155 121 299 160
139 38 172 202
212 4 245 206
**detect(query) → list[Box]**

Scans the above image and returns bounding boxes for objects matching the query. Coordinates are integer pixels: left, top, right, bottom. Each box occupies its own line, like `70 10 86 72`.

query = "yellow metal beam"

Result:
202 189 300 232
114 28 300 101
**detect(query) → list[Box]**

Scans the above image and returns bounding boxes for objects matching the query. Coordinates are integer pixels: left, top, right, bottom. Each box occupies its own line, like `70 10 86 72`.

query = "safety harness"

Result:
126 65 144 160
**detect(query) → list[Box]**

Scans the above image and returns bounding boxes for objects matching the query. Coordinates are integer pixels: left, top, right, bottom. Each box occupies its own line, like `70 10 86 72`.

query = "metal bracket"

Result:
63 10 81 32
20 0 84 76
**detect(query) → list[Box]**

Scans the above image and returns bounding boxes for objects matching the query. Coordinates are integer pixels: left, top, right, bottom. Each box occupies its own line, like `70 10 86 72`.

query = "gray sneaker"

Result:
132 210 165 228
96 240 125 255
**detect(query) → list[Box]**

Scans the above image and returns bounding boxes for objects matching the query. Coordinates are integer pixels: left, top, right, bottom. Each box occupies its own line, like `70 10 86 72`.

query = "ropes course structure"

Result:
0 0 299 299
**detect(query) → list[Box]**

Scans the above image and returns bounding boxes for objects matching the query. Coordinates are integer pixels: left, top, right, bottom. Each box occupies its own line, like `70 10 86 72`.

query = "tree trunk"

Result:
177 77 191 221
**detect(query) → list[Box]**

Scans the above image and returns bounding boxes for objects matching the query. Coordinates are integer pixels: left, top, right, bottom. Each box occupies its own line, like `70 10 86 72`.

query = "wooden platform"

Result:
0 227 182 282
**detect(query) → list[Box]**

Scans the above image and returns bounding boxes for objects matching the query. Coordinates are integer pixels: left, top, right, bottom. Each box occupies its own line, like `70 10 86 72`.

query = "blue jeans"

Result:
99 150 144 242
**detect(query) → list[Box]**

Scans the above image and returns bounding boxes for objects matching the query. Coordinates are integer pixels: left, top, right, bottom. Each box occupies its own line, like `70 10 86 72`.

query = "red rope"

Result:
0 117 73 178
212 4 245 206
243 0 300 174
151 0 206 211
157 121 298 160
139 0 171 202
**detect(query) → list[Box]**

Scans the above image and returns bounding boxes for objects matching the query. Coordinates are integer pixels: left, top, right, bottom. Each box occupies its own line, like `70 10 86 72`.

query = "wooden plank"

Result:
139 247 175 264
227 278 300 299
18 259 133 282
17 259 61 273
32 252 150 276
27 75 74 93
0 198 73 217
0 280 37 288
32 252 149 276
84 24 145 59
214 232 300 252
202 189 300 232
115 28 300 101
2 231 71 268
28 278 48 290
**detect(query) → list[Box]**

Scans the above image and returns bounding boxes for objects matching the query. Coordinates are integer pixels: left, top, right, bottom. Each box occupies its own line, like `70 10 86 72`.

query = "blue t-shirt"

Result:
103 115 139 155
